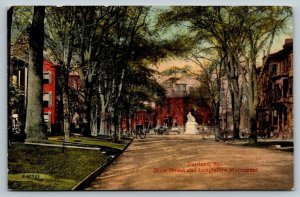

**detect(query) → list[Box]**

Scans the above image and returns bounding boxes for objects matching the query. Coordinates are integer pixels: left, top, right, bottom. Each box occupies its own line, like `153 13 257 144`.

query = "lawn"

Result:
8 144 108 191
47 136 130 150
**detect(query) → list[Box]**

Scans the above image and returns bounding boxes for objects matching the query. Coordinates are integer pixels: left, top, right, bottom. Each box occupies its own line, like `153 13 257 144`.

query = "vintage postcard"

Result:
8 6 293 190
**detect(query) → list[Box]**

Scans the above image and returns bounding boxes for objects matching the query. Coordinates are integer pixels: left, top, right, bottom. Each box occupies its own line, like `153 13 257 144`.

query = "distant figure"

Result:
187 112 196 122
72 112 80 129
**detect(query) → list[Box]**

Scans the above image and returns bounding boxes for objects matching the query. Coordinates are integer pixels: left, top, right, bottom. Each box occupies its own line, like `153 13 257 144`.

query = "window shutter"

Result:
49 92 52 107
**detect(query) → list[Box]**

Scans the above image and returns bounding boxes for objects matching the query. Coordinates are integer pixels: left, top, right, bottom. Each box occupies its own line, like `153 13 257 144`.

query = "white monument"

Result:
185 112 198 134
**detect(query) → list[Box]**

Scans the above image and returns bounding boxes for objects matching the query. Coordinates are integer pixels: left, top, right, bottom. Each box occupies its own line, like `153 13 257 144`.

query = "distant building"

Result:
257 38 293 139
10 56 60 134
120 83 213 133
9 29 81 135
155 84 210 132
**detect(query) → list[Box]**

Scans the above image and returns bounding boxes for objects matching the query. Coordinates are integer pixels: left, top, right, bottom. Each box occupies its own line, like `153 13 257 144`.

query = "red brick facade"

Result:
42 60 57 125
121 85 213 132
155 96 212 129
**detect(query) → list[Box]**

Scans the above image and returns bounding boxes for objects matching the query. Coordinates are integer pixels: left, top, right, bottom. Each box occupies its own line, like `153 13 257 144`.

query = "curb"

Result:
72 137 134 191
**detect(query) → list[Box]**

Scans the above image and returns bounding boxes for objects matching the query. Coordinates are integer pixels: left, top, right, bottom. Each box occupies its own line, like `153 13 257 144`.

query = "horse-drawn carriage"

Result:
154 126 169 135
134 124 148 139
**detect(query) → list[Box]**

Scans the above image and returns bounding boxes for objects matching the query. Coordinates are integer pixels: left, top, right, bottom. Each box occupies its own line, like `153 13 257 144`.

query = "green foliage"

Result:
9 84 22 112
8 173 77 191
47 136 127 150
190 83 212 107
161 66 191 76
158 6 292 56
44 6 77 68
121 62 166 113
160 65 192 85
11 6 33 43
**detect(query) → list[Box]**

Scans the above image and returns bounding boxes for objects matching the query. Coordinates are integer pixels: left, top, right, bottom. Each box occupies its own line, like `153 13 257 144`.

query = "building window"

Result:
273 110 277 117
287 54 292 68
283 78 289 98
272 110 277 126
176 84 186 91
43 92 52 107
289 78 293 96
43 112 51 133
43 72 51 84
270 63 277 75
43 113 50 123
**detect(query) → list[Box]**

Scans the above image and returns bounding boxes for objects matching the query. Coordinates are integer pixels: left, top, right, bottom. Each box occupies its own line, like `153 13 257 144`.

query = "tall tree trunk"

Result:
62 84 70 139
110 107 118 142
99 111 106 135
248 103 257 144
7 7 13 78
248 68 258 144
25 6 46 141
62 46 73 139
91 100 98 136
214 63 222 141
99 99 107 135
225 55 241 140
110 115 115 136
8 7 13 139
81 80 93 137
85 96 92 137
125 111 131 135
231 87 241 139
118 111 122 141
213 100 220 141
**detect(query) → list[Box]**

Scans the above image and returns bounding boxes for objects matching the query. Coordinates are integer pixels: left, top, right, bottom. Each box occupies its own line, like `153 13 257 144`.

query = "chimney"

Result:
283 38 293 48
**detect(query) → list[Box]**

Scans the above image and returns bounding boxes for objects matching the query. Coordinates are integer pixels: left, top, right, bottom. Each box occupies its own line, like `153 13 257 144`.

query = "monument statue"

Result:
187 112 196 122
185 111 198 134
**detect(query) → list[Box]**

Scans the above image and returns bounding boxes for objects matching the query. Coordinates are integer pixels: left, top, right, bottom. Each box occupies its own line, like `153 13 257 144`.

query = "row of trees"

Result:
159 6 291 143
9 6 291 143
9 6 191 142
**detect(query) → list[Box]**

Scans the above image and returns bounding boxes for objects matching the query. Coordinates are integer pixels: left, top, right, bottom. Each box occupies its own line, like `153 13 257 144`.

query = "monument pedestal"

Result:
185 122 198 134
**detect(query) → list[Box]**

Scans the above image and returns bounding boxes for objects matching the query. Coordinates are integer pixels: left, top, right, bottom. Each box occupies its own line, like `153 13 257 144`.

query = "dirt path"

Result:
86 135 293 190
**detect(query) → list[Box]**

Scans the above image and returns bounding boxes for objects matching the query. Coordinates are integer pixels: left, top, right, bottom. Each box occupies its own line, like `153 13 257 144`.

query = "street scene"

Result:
86 135 293 190
7 6 293 191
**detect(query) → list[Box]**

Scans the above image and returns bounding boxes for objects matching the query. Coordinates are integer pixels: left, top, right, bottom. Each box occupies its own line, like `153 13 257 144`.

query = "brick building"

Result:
42 60 59 133
9 29 64 134
155 84 212 132
257 38 293 139
9 56 60 134
121 84 213 133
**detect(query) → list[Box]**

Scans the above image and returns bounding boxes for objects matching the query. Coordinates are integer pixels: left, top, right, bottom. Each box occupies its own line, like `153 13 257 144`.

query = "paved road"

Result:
86 135 293 190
